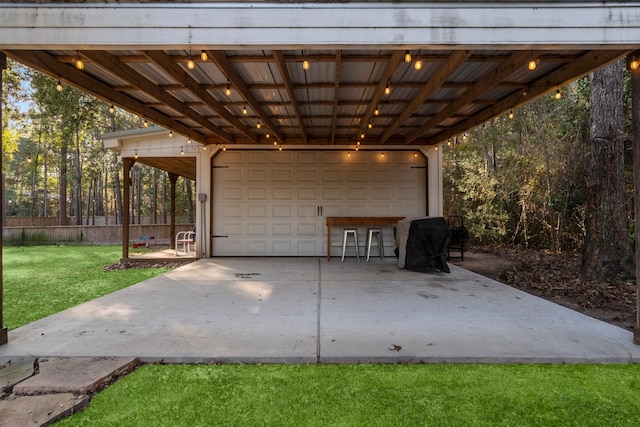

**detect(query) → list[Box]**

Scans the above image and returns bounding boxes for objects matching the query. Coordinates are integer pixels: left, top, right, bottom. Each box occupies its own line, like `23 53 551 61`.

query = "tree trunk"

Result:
58 135 68 226
581 60 632 280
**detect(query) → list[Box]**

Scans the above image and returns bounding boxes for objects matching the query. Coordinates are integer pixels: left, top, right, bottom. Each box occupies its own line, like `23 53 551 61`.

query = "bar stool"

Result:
341 228 360 262
365 228 384 261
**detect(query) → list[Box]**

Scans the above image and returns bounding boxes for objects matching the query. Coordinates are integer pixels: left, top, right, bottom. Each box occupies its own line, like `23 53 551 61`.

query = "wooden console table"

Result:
326 216 405 260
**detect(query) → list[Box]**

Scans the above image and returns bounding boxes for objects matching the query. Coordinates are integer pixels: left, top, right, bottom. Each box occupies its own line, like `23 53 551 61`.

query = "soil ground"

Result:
450 245 636 331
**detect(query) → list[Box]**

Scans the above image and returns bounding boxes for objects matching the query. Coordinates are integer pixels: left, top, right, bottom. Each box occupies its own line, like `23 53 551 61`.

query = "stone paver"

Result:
1 360 35 393
0 393 89 427
13 357 138 395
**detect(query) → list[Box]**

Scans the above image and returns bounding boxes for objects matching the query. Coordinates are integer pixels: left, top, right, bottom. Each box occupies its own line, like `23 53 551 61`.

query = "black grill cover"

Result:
404 217 451 273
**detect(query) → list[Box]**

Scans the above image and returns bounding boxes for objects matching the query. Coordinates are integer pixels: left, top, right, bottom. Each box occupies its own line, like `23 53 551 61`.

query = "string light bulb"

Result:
27 153 32 163
242 105 248 115
302 59 310 70
200 50 208 61
187 138 191 144
109 104 115 114
367 122 372 129
169 130 173 138
56 81 63 92
75 54 84 70
143 120 149 128
528 59 537 71
414 59 423 70
180 147 185 155
266 132 270 139
555 88 562 99
404 50 412 63
629 54 639 70
374 106 380 116
134 149 138 159
384 82 391 95
360 133 365 139
256 121 261 129
508 110 514 119
187 56 195 70
225 80 231 97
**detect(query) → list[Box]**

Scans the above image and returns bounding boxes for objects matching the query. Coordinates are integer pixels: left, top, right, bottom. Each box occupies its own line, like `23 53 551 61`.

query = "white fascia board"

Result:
1 3 639 49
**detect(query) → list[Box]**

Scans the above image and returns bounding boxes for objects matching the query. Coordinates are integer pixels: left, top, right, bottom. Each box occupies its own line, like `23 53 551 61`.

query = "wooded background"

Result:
2 59 636 280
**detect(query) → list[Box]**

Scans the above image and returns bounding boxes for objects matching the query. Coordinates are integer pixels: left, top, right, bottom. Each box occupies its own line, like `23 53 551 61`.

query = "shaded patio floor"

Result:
1 257 639 364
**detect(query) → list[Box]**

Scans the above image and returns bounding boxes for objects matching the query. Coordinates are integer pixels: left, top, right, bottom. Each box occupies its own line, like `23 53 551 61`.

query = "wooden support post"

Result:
122 158 134 260
169 173 178 250
629 51 640 345
0 53 8 344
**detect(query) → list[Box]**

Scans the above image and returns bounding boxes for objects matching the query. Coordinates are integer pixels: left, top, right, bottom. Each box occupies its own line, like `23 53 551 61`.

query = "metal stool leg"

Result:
366 228 384 261
341 229 360 262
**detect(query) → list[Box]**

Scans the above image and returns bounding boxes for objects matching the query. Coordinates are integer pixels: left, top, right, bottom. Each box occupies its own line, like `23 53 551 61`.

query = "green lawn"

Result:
3 246 640 426
57 363 640 426
2 245 171 329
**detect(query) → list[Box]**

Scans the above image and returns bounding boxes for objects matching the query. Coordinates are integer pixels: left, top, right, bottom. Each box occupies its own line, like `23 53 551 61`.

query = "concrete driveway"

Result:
1 257 639 364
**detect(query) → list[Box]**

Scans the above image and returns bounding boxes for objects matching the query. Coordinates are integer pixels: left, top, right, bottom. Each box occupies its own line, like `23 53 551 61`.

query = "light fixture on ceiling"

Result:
203 144 208 150
414 59 423 70
555 88 562 99
187 56 195 70
56 80 63 92
302 59 310 70
384 82 391 95
222 145 227 151
200 50 208 61
367 121 372 129
266 132 270 139
273 140 278 146
256 121 261 129
404 50 412 63
528 59 538 71
180 146 185 155
187 138 191 144
75 53 84 70
143 120 149 127
169 130 173 138
225 80 231 97
628 53 639 70
278 145 283 151
508 110 514 119
134 149 138 159
108 104 115 114
434 145 439 151
374 106 380 116
242 105 248 115
447 140 452 146
360 133 365 139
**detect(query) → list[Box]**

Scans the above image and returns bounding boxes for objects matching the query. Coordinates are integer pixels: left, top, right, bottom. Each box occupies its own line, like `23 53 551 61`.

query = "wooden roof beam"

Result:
4 49 208 144
356 50 405 142
330 50 342 145
208 50 285 144
405 50 538 144
144 50 257 144
428 50 627 144
381 50 471 144
273 50 308 144
81 50 234 143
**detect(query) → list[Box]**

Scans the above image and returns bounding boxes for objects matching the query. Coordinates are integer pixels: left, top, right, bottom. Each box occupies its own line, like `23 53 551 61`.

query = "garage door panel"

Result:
213 150 426 256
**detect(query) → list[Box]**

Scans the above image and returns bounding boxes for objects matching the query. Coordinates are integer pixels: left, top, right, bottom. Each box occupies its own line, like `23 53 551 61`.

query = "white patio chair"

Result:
175 231 196 256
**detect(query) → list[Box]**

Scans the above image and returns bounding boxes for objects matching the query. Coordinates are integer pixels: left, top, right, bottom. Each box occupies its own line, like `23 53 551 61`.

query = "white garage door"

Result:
212 150 426 256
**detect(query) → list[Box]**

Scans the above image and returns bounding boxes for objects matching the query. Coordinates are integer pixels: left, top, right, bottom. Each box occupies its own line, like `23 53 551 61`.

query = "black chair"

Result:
447 215 469 261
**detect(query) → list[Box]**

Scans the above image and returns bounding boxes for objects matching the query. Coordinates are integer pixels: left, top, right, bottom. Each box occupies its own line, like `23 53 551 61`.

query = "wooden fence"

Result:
2 224 195 246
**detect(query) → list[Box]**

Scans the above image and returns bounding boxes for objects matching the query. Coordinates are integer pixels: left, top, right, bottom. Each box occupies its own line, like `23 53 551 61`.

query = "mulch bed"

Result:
474 245 636 331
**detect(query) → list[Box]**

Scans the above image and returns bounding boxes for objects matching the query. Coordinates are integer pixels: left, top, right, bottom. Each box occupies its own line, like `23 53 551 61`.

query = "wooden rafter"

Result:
208 50 285 143
405 50 538 144
144 50 257 144
81 50 234 143
428 50 628 144
272 50 307 144
381 50 471 144
330 50 342 145
356 50 405 142
4 49 210 144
